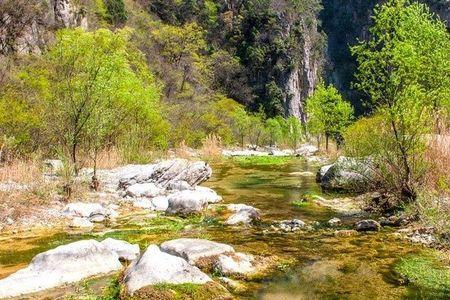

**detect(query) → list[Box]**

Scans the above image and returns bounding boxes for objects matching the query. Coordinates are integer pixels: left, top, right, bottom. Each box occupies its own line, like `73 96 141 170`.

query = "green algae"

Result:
394 250 450 298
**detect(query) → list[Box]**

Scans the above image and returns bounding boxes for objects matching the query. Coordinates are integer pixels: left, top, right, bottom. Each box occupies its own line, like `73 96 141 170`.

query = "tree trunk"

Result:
325 134 329 152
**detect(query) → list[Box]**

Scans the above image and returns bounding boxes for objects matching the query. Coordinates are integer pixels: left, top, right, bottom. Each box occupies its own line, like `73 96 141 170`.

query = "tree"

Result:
351 0 450 200
306 84 354 151
265 118 283 147
24 28 164 177
104 0 128 25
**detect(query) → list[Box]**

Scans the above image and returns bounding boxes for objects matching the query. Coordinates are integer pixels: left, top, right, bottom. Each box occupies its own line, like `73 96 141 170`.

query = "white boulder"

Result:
224 204 260 225
166 187 222 215
101 238 140 261
0 240 122 298
160 238 234 265
126 182 163 198
123 245 211 295
151 196 169 211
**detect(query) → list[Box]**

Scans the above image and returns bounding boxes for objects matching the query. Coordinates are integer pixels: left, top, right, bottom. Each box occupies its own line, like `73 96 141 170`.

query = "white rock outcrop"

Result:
166 187 222 215
123 245 211 295
101 238 140 261
0 240 122 298
160 238 234 265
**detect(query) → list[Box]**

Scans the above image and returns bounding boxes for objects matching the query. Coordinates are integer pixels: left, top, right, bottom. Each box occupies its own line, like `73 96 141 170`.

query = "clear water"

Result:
0 158 428 299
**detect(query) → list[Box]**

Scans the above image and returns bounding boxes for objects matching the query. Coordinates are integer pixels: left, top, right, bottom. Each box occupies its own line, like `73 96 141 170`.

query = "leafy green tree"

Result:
232 107 252 149
104 0 128 25
351 0 450 200
24 28 164 176
306 84 354 151
265 118 283 147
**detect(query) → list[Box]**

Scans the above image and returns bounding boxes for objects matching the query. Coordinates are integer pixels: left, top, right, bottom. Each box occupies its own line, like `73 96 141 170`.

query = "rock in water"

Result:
224 204 260 225
215 253 255 275
160 238 234 265
318 156 374 192
124 245 211 295
101 238 140 261
0 240 122 298
355 220 381 232
166 187 222 215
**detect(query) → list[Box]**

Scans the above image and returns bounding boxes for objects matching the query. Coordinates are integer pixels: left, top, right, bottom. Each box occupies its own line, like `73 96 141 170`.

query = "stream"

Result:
0 157 428 299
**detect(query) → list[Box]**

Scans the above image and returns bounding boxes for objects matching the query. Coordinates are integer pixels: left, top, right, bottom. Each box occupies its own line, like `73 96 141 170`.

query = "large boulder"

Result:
0 240 122 298
318 156 374 192
160 238 234 265
123 245 211 295
118 159 212 190
101 238 140 261
166 187 222 215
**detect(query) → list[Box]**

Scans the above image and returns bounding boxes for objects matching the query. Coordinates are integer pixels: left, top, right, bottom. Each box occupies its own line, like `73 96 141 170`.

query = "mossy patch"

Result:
394 250 450 297
291 200 310 208
131 282 232 300
230 156 293 167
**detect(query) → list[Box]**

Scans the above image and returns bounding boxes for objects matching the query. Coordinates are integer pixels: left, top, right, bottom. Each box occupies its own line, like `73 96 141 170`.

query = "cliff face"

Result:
0 0 87 54
320 0 449 115
282 19 322 123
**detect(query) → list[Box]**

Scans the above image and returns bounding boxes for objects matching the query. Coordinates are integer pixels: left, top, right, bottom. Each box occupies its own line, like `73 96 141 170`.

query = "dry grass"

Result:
174 140 193 159
0 158 42 184
424 132 450 195
93 148 124 169
200 134 222 160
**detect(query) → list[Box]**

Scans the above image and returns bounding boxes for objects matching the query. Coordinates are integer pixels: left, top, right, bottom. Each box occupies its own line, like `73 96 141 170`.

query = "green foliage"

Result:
104 0 127 25
265 118 283 146
343 114 386 157
14 28 166 169
394 251 450 297
350 0 449 200
306 84 353 149
231 156 293 167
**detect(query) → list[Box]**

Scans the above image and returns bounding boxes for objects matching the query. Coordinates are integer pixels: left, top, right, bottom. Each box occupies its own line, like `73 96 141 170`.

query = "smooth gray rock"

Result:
123 245 211 295
355 219 381 232
224 204 260 225
160 238 234 265
318 156 374 191
101 238 140 261
0 240 122 298
126 182 163 198
63 202 106 218
166 187 222 215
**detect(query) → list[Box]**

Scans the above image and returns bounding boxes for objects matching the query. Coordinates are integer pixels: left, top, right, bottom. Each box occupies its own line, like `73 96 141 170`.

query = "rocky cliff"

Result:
0 0 87 54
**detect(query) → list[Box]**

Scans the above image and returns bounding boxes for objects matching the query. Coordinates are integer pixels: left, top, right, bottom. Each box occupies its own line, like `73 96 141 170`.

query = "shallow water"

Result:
0 158 429 299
